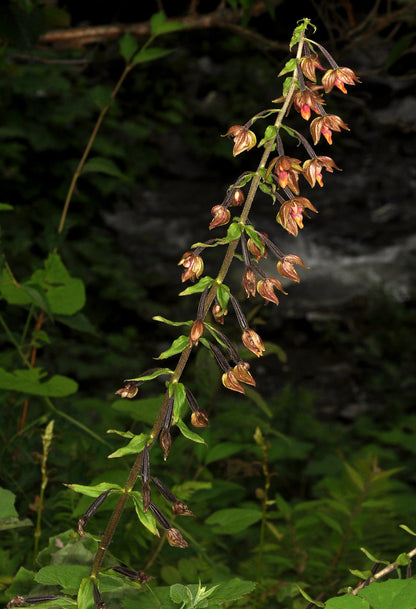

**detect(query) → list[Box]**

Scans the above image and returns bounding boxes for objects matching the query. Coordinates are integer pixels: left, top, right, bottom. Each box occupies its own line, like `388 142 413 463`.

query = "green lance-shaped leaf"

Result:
126 367 173 382
153 315 193 327
65 482 123 498
132 48 173 65
119 31 139 62
278 57 297 77
0 367 78 397
130 491 159 536
150 11 185 36
295 586 324 608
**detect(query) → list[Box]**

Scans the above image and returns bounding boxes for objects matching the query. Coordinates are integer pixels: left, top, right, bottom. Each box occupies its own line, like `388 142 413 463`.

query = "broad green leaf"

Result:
131 491 159 536
0 488 18 519
119 31 139 62
153 315 192 327
205 442 244 465
150 11 185 36
172 382 187 423
179 276 214 296
65 482 123 498
82 156 124 178
127 367 173 382
358 579 416 609
132 48 173 65
107 433 148 458
156 335 189 359
170 583 190 604
176 419 206 445
77 577 95 609
0 367 78 397
205 508 262 534
325 594 370 608
30 253 85 315
35 565 90 594
207 579 256 604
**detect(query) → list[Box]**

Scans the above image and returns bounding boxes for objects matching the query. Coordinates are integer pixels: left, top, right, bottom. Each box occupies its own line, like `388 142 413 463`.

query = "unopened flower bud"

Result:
247 234 267 260
191 410 209 427
142 481 151 512
160 428 172 461
242 329 265 358
190 319 204 346
166 527 189 548
231 189 245 206
242 267 257 298
209 205 231 230
212 303 227 324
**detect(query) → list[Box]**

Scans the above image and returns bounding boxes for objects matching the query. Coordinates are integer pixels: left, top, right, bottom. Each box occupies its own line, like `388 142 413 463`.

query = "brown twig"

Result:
38 2 286 51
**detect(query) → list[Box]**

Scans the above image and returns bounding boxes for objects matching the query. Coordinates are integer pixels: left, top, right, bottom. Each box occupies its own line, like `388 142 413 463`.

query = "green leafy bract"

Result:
156 335 189 359
126 367 173 382
176 419 206 445
131 491 159 536
107 433 148 459
179 276 214 296
65 483 122 498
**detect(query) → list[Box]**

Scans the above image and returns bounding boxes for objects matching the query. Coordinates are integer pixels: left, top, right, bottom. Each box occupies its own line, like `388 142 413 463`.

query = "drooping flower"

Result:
303 156 341 187
222 369 245 394
242 328 265 358
233 361 256 386
322 67 360 94
166 528 189 548
115 382 139 399
270 155 302 194
191 410 209 427
257 277 287 305
292 86 324 121
310 114 349 145
212 303 227 324
277 254 308 283
299 54 325 81
247 233 267 260
209 205 231 230
276 197 318 236
178 250 204 282
224 125 257 156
